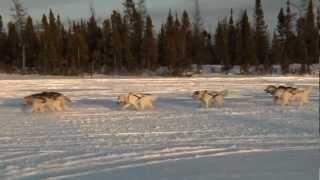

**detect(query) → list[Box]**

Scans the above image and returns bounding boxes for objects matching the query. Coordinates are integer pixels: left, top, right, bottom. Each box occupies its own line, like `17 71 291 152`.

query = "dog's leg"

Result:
133 102 140 110
206 100 212 108
149 101 155 110
122 104 131 110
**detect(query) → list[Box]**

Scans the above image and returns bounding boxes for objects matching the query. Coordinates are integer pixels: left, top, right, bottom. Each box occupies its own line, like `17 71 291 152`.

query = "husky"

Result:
289 86 313 106
273 86 312 106
264 85 297 95
118 93 158 110
265 85 298 104
24 92 71 112
192 90 228 108
24 95 47 112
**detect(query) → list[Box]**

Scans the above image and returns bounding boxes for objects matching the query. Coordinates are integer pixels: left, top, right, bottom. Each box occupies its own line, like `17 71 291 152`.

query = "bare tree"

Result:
10 0 28 33
137 0 147 20
10 0 28 72
193 0 203 32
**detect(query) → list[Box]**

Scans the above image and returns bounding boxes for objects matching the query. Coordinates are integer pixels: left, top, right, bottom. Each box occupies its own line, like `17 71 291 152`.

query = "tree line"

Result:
0 0 319 75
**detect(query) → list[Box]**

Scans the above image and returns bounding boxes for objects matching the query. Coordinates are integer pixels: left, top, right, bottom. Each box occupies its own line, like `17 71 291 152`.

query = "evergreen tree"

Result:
39 14 49 73
101 19 113 73
22 16 39 70
192 0 206 67
141 15 158 70
304 0 319 71
0 15 3 33
228 9 237 67
70 22 89 74
131 9 144 70
0 15 6 69
111 11 123 72
214 19 230 71
181 10 193 70
276 7 291 74
47 9 59 74
238 10 256 73
277 8 286 42
164 10 178 73
270 32 282 70
87 11 102 75
7 22 20 71
284 0 295 71
158 25 167 67
254 0 269 72
296 16 308 73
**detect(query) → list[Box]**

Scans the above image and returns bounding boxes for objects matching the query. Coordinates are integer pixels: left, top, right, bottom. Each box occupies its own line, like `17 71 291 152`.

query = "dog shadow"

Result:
156 95 199 110
0 98 24 109
74 98 119 110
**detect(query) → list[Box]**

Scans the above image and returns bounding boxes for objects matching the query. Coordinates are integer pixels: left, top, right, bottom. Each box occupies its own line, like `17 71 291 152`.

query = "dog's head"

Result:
117 95 128 105
192 90 207 100
265 85 277 94
24 95 47 105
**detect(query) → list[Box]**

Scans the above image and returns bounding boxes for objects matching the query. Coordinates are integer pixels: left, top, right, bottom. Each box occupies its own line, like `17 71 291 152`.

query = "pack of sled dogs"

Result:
23 85 313 113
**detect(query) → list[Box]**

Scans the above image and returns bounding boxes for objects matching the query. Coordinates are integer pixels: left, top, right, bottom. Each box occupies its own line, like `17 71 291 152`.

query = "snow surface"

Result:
0 75 319 179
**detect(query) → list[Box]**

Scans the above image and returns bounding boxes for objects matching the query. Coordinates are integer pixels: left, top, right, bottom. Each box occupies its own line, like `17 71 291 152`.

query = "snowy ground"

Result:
0 76 319 179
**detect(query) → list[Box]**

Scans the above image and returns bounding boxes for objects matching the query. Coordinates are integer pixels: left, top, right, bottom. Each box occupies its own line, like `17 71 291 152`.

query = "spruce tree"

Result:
7 22 20 71
304 0 319 71
87 12 102 75
296 16 308 73
239 10 256 73
270 32 282 70
142 15 158 70
0 15 6 70
0 15 3 33
101 19 113 73
22 16 39 70
181 10 193 70
214 20 230 71
165 10 178 73
254 0 269 72
228 9 237 67
158 25 167 67
276 7 290 74
111 11 123 72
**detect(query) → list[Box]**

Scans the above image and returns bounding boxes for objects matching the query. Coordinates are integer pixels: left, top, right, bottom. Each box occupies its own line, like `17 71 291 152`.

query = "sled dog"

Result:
273 86 312 106
192 90 228 108
265 85 298 104
265 86 312 106
264 85 297 95
24 92 71 112
118 93 158 110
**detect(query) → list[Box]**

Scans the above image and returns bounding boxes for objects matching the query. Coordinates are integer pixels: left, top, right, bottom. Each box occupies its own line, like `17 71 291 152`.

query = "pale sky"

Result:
0 0 316 31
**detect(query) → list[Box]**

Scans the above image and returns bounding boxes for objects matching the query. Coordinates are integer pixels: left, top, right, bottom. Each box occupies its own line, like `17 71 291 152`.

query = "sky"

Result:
0 0 316 32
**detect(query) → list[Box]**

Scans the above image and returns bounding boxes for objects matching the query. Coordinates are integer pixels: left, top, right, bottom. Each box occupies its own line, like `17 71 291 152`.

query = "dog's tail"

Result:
219 90 228 97
63 96 72 103
150 95 158 102
303 86 313 94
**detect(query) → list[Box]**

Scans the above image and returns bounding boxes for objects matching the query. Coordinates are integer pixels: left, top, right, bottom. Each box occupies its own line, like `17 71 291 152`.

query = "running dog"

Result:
24 92 71 112
265 85 298 104
274 86 313 106
118 93 158 110
264 85 297 95
192 90 228 108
